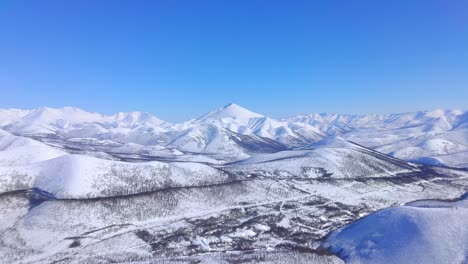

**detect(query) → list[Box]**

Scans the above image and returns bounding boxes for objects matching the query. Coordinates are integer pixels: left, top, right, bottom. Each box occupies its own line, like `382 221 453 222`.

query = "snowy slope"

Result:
167 123 287 160
324 195 468 264
224 137 419 179
0 133 66 166
0 154 233 198
0 109 32 126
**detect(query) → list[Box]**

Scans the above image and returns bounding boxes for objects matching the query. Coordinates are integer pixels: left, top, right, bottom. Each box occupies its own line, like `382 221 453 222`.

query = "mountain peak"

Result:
222 103 259 114
197 103 264 122
222 103 242 109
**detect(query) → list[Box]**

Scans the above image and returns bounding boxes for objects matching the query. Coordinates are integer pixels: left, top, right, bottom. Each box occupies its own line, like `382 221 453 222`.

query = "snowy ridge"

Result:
0 153 233 199
1 106 168 136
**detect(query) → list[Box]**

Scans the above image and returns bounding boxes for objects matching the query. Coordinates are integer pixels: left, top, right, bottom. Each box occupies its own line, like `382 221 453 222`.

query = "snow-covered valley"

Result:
0 104 467 263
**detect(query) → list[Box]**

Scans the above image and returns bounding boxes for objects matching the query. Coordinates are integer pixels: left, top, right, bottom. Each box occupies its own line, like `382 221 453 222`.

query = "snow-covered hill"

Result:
224 137 419 179
0 153 232 199
0 131 66 166
324 195 468 264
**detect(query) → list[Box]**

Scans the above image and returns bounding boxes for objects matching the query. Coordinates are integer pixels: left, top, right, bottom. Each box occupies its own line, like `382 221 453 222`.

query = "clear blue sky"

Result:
0 0 467 121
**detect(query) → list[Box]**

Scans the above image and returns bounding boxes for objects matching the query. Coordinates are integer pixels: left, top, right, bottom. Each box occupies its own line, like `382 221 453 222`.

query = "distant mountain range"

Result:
1 103 466 167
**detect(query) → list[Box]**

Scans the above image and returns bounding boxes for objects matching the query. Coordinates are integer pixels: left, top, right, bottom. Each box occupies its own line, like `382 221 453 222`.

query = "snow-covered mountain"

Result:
0 109 32 126
0 105 467 167
174 103 326 147
285 109 465 133
1 106 169 136
285 109 468 168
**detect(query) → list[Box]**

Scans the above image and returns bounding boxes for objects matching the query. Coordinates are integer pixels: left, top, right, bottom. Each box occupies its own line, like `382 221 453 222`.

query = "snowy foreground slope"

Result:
0 105 467 263
324 195 468 264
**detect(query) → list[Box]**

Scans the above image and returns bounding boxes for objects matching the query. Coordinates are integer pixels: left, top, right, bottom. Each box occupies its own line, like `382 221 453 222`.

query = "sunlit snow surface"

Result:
324 195 468 264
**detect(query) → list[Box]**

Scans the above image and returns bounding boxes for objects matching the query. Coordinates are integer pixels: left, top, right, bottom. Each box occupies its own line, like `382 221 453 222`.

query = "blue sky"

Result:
0 0 467 121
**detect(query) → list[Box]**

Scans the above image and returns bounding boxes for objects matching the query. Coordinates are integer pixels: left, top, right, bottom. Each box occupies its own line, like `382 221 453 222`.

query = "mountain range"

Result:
1 104 466 167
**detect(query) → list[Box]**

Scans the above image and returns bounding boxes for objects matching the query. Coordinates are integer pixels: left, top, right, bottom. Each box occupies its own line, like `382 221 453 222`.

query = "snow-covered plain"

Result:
0 104 467 263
